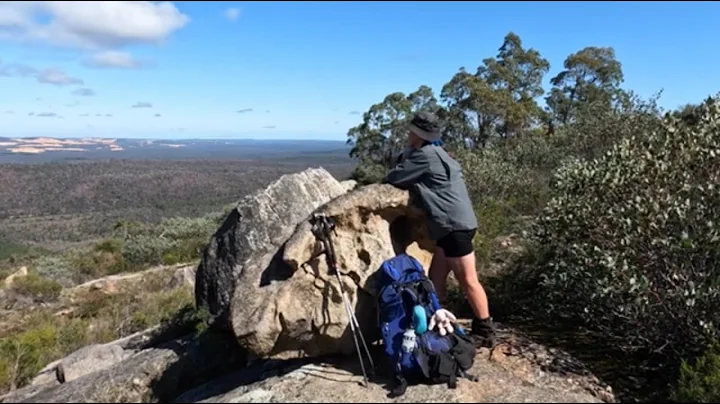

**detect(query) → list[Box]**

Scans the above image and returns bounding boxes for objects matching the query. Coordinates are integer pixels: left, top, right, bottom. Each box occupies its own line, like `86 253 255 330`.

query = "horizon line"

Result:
0 135 350 143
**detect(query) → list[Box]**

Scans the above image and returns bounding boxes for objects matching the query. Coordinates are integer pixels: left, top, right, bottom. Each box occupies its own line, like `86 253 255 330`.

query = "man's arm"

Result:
383 149 429 190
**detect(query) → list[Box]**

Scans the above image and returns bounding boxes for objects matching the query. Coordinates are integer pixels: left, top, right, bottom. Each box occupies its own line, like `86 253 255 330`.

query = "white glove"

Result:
428 309 457 336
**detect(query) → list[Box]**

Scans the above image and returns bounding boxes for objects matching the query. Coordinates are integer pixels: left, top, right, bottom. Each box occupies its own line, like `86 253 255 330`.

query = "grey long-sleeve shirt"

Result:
383 144 478 241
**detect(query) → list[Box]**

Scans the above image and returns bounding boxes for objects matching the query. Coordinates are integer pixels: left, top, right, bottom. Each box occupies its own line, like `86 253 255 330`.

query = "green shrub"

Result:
0 242 31 262
125 288 195 333
0 242 50 274
0 323 58 391
118 215 214 269
121 235 176 267
158 216 216 240
530 95 720 361
673 342 720 403
350 159 388 185
32 255 75 287
550 90 665 164
162 251 181 266
68 245 128 280
457 144 553 219
11 273 62 302
94 238 124 254
471 199 515 265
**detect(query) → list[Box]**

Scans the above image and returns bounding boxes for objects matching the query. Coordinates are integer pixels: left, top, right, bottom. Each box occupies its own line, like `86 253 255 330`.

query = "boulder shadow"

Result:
258 244 294 287
147 328 247 403
153 328 394 403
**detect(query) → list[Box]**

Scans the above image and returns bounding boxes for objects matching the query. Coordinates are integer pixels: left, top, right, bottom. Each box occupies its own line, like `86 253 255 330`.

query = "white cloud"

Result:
0 60 83 85
36 68 82 85
224 8 240 21
84 50 142 69
72 87 96 96
0 1 190 50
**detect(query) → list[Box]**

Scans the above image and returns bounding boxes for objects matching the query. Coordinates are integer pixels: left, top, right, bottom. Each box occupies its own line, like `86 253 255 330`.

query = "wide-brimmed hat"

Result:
409 111 441 142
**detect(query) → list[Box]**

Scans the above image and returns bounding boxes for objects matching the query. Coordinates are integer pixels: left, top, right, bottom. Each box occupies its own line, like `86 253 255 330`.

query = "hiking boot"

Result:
471 316 497 348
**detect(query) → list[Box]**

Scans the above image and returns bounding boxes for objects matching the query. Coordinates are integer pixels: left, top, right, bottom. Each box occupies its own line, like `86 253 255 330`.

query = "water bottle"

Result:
401 327 417 353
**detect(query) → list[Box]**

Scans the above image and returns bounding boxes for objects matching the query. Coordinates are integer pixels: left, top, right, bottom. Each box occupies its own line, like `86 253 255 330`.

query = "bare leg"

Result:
428 247 450 302
446 251 491 320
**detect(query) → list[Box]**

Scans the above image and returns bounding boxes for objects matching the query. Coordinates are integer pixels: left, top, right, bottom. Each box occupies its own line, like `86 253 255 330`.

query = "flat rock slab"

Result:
178 351 605 404
175 322 614 404
1 331 245 404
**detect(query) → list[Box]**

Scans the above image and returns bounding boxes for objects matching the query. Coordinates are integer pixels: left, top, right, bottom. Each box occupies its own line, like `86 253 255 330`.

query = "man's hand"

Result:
383 147 429 189
393 146 412 166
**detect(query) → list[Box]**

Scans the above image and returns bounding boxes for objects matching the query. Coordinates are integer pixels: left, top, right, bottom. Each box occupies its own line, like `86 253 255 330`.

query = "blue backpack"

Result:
376 253 478 396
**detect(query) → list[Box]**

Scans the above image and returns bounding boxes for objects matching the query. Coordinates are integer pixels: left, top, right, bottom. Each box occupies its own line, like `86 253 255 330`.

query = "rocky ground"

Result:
0 319 615 403
0 168 617 403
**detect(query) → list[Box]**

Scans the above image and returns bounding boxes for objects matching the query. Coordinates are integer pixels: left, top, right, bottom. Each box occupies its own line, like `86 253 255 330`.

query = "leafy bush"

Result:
121 235 176 267
68 244 128 281
32 255 75 287
157 216 217 240
94 238 123 254
350 159 388 185
673 342 720 403
117 214 216 269
0 323 59 391
530 96 720 361
0 242 49 274
10 272 63 303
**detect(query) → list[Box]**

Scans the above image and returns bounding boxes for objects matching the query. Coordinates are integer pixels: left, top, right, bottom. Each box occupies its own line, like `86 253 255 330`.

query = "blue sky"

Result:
1 1 719 140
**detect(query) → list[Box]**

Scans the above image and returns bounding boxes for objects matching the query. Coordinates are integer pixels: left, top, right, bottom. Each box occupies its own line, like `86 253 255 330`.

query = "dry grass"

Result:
0 276 196 394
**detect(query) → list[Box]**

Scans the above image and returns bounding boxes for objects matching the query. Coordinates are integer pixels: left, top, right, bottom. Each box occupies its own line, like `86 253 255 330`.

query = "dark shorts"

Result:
436 229 477 258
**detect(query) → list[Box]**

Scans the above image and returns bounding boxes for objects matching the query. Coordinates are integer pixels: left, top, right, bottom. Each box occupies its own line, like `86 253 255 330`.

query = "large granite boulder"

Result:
194 168 348 326
228 183 435 360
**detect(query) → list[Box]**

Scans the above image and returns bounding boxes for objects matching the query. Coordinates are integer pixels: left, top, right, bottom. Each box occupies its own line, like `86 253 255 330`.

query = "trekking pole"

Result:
310 213 375 387
323 221 376 371
315 214 375 384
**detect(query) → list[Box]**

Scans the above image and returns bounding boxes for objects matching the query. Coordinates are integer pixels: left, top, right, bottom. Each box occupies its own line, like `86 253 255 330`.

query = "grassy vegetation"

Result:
0 156 353 250
0 215 220 394
1 211 224 290
0 285 201 392
0 211 216 394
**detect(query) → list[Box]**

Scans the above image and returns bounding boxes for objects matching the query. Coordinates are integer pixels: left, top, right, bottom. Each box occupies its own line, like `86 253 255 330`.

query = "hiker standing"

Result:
383 111 497 348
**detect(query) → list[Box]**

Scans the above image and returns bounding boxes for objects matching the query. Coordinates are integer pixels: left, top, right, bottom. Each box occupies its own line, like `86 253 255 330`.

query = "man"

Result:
383 111 497 348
